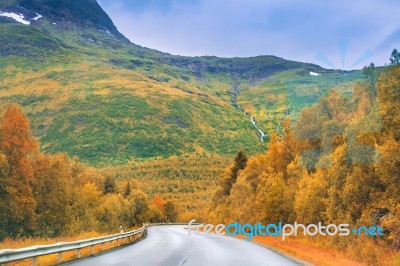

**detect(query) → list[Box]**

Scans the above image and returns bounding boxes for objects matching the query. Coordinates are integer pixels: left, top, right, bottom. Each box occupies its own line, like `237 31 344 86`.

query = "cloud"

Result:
98 0 400 68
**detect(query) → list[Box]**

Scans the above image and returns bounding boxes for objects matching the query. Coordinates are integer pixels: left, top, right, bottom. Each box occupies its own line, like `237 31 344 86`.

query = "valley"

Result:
0 1 365 215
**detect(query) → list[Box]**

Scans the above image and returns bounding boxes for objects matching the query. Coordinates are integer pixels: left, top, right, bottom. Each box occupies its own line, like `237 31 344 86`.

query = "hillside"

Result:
0 0 365 165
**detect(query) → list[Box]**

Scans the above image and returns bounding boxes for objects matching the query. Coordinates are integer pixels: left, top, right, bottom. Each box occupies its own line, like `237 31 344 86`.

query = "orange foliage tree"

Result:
0 104 38 237
151 195 165 211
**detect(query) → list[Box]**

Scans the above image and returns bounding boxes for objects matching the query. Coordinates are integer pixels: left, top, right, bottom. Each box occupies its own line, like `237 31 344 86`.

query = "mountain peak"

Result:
0 0 127 40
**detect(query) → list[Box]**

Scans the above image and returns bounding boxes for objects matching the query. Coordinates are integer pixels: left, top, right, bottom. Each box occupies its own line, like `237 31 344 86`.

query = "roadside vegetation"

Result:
209 59 400 265
0 105 178 242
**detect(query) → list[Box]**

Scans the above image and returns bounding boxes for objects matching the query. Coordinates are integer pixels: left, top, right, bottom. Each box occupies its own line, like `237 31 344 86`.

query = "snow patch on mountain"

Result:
310 71 321 76
32 13 42 21
0 11 30 25
0 11 43 24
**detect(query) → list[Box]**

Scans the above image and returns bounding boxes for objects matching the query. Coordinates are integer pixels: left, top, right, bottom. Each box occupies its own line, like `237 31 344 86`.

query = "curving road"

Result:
67 225 299 266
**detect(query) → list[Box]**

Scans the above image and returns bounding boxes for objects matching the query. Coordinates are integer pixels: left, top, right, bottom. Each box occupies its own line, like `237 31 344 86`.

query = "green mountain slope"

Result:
0 0 364 165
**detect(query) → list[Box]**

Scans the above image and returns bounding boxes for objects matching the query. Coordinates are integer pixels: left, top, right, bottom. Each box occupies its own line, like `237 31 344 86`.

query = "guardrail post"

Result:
58 252 62 263
32 256 37 266
110 240 113 248
77 248 81 259
102 242 105 251
90 245 94 255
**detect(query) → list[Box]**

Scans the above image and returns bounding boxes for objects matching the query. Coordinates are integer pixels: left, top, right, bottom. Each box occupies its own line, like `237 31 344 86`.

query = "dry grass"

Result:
252 236 366 266
252 236 399 266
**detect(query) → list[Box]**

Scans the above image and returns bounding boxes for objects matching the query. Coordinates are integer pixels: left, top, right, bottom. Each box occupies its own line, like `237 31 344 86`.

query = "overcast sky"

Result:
98 0 400 69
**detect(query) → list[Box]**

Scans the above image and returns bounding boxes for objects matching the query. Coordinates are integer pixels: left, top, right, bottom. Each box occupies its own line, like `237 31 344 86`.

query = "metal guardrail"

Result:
0 222 193 265
149 222 192 226
0 225 147 265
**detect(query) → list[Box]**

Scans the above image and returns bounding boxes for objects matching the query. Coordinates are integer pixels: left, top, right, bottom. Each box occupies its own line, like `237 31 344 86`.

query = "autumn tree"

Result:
228 180 255 224
70 182 101 233
254 172 293 223
33 154 73 237
294 169 328 223
324 144 354 223
123 181 131 197
363 63 377 99
265 122 297 176
97 193 129 233
222 150 248 196
0 152 11 240
151 194 165 211
340 165 380 223
165 201 179 222
103 176 117 195
378 65 400 140
208 172 231 224
0 105 38 237
127 190 151 226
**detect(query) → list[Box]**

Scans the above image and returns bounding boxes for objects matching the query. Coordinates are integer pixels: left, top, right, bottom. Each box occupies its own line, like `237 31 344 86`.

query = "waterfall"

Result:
231 78 265 142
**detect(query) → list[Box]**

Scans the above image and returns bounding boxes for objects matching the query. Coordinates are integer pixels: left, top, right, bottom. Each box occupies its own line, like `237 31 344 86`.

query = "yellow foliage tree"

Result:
0 104 38 236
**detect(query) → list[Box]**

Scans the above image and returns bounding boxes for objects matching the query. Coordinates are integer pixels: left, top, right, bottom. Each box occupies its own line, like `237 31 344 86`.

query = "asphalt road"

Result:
67 225 299 266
